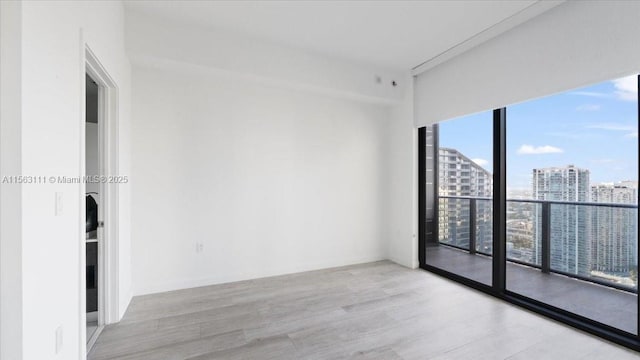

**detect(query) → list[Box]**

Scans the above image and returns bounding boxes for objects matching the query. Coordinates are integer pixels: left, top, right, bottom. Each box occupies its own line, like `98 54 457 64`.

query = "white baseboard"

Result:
133 254 387 296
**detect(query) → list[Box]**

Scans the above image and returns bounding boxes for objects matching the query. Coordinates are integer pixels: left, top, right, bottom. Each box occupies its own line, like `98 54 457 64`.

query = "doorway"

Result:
83 46 120 354
85 73 100 345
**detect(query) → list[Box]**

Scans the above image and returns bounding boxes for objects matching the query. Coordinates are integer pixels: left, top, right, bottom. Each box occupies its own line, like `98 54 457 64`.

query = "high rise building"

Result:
438 148 493 252
532 165 590 276
590 183 638 276
506 189 537 264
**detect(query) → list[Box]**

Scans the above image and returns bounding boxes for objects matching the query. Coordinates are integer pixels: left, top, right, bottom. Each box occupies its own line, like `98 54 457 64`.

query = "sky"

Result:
439 74 639 190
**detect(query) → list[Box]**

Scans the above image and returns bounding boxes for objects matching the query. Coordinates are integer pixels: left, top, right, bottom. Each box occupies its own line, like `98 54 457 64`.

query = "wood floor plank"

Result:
105 330 247 360
89 261 637 360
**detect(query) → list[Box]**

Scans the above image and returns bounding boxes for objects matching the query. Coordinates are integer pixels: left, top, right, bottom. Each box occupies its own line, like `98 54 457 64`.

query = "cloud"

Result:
587 123 637 131
570 91 611 99
570 76 637 102
587 123 638 140
546 131 595 140
471 158 488 167
612 75 638 101
517 144 564 155
576 104 601 111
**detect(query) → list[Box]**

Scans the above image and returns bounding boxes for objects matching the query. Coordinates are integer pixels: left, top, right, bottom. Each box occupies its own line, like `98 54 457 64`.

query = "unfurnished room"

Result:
1 1 640 359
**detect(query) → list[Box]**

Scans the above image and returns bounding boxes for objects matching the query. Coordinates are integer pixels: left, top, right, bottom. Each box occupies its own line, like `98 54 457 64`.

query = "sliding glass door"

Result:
505 75 639 335
420 74 639 348
423 111 493 287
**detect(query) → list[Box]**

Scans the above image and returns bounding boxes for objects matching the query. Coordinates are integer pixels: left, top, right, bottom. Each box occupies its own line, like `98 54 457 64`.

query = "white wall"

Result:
386 75 418 268
131 60 390 294
126 9 408 295
125 10 406 105
415 0 640 125
1 1 24 359
2 1 132 359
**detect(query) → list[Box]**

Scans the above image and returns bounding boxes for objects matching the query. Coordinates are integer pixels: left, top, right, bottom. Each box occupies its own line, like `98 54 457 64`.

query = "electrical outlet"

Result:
196 242 204 253
55 326 63 354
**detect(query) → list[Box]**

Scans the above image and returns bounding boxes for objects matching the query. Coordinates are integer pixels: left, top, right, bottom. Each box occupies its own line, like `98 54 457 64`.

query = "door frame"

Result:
80 38 120 355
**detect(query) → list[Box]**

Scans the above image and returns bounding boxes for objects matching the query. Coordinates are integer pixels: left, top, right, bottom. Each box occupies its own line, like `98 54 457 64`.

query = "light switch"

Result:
55 192 63 216
55 326 63 354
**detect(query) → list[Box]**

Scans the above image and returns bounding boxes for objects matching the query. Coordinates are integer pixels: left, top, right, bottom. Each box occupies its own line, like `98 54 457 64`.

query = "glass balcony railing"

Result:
438 196 492 255
438 195 639 292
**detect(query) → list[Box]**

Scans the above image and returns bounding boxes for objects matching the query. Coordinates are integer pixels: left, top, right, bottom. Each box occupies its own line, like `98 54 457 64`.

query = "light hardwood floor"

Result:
89 261 639 359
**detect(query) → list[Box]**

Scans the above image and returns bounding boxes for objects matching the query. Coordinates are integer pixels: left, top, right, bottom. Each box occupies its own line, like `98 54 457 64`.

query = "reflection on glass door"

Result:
505 75 639 335
424 111 494 286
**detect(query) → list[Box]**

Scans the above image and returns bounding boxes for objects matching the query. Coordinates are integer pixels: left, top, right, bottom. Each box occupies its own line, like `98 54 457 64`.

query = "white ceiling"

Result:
124 0 551 71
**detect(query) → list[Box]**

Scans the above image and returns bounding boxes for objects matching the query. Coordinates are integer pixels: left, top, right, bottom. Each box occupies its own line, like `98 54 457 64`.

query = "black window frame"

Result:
418 75 640 352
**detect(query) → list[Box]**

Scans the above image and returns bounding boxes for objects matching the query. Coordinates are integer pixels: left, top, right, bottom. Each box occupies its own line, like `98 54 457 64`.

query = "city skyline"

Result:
438 153 638 286
591 183 638 279
438 147 493 252
438 74 638 189
532 165 591 276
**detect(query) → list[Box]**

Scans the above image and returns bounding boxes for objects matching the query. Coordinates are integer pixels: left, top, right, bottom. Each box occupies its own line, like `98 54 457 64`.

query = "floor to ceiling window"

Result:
424 111 494 286
505 75 639 335
420 74 639 348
